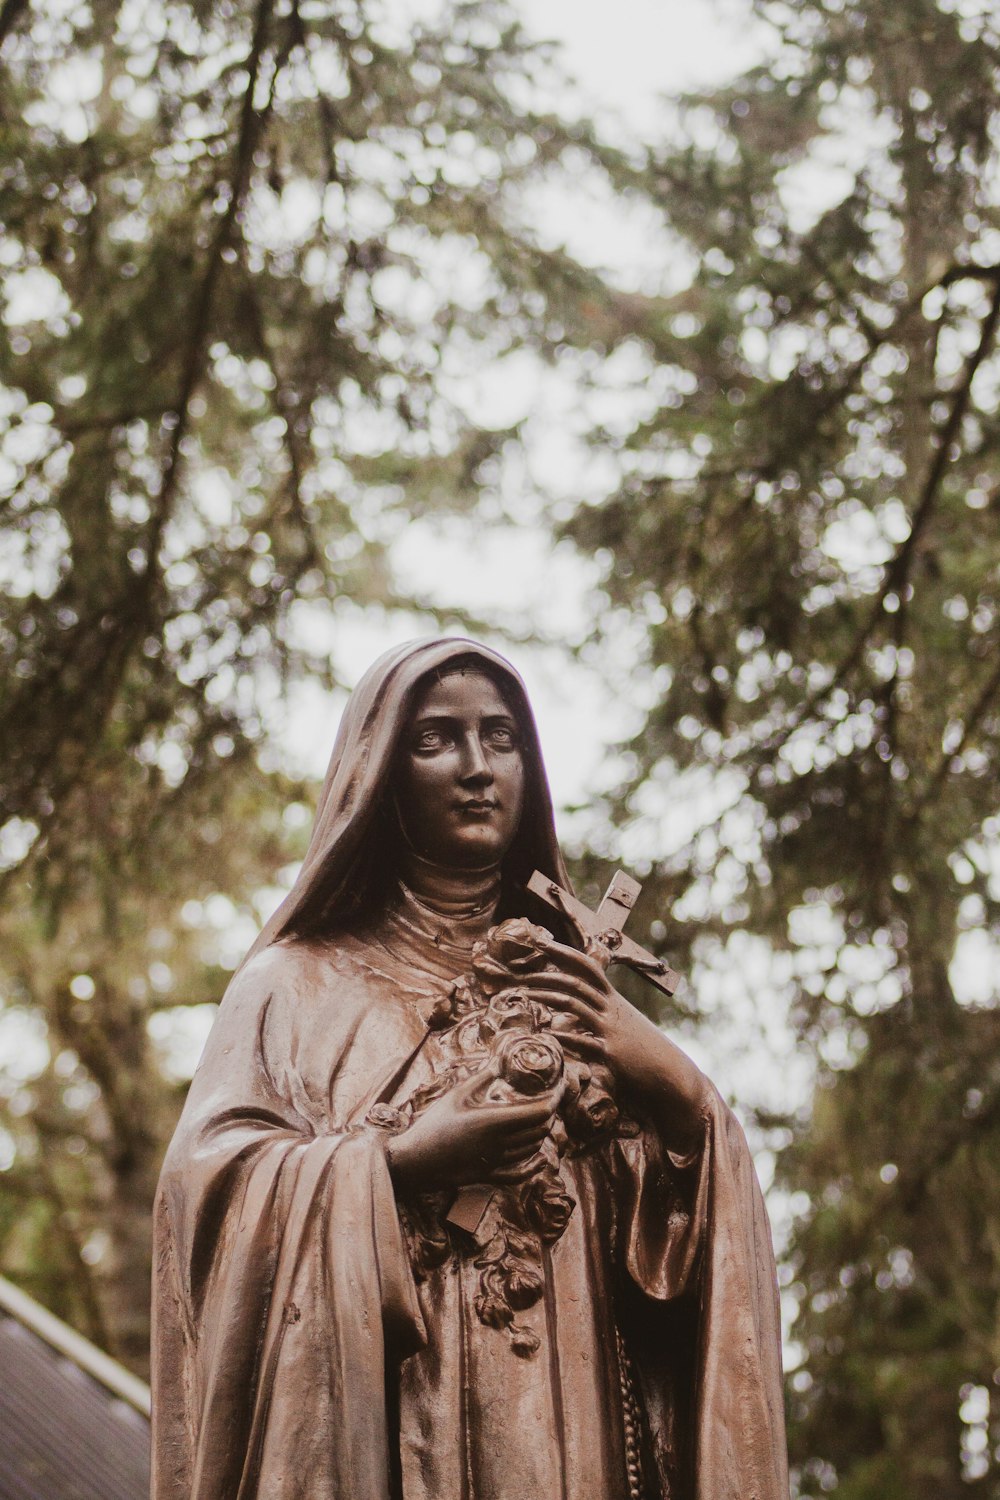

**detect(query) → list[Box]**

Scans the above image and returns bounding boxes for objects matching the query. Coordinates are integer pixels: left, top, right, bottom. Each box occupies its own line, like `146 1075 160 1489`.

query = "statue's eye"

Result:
414 727 448 752
485 725 517 749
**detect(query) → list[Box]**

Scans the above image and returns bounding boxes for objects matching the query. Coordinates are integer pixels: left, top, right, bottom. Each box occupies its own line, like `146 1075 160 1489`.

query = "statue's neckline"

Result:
397 880 498 922
358 881 498 987
396 850 501 920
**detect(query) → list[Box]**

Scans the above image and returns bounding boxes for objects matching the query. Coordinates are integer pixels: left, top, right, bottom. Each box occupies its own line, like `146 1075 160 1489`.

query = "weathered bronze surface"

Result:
151 637 789 1500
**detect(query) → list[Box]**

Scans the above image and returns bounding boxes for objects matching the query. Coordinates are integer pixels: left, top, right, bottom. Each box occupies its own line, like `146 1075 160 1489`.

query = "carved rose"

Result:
471 918 552 993
492 1029 564 1096
486 918 552 971
451 1012 491 1056
479 987 551 1040
366 1103 408 1133
396 914 633 1358
522 1174 576 1242
564 1065 620 1140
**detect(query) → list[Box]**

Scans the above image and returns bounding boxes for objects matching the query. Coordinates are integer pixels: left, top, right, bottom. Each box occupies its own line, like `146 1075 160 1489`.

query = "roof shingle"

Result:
0 1280 149 1500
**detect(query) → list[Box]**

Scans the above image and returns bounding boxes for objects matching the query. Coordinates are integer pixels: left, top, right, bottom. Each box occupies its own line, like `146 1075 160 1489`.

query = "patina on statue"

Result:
151 638 789 1500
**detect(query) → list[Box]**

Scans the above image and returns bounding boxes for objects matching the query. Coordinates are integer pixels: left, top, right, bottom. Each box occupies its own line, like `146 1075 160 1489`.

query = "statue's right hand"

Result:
384 1073 561 1195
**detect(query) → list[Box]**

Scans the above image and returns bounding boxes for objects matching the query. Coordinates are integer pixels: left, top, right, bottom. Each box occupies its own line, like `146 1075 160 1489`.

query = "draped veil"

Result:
244 636 572 963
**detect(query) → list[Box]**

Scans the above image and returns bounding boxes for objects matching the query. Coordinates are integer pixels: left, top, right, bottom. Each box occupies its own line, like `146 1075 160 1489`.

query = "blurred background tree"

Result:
0 0 638 1373
4 0 1000 1494
562 0 1000 1495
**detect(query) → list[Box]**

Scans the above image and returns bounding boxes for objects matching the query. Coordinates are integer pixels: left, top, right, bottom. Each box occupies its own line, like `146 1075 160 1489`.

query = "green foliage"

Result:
563 0 1000 1493
0 0 636 1373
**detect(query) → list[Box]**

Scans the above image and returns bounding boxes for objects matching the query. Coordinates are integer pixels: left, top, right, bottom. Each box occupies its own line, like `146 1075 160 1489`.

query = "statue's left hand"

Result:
516 939 710 1151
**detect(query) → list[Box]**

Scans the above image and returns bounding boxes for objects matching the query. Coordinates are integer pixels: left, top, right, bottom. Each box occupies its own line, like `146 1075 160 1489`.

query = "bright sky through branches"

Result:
300 0 771 816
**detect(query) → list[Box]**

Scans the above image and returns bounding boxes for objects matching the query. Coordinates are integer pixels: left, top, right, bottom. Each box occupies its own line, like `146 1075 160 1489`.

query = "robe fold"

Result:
152 910 788 1500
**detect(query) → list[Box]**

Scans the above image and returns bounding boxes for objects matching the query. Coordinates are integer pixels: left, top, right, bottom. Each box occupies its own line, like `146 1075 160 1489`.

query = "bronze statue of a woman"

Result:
151 637 788 1500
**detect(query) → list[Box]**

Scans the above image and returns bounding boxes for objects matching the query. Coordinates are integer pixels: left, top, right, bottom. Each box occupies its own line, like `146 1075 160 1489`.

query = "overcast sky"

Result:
523 0 765 127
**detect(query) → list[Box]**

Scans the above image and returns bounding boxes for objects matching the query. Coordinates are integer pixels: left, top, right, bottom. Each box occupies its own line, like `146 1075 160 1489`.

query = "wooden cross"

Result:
527 869 680 997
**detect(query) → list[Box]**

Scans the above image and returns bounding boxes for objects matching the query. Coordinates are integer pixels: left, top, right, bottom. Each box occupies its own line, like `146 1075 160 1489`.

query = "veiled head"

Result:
242 638 572 961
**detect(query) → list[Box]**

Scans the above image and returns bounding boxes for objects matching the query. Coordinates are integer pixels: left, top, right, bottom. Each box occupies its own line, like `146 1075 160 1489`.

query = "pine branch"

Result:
754 269 1000 768
914 652 1000 815
148 0 280 570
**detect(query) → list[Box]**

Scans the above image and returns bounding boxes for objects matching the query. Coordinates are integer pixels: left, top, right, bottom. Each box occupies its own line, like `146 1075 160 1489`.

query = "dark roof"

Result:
0 1277 149 1500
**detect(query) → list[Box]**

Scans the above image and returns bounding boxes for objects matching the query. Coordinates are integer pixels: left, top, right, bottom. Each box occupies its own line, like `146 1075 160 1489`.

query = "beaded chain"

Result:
616 1325 646 1500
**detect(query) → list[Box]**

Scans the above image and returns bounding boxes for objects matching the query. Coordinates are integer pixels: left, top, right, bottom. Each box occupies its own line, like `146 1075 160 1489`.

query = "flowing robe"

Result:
152 892 788 1500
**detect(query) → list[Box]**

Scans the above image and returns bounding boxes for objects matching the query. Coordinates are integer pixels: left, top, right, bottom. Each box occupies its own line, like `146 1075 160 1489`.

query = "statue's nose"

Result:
459 733 493 784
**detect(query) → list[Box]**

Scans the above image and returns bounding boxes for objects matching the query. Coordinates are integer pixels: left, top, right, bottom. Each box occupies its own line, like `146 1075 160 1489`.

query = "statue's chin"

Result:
429 831 511 871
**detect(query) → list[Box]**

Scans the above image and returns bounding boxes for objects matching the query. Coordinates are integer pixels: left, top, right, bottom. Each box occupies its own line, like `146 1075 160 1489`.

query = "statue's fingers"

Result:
503 1121 550 1149
455 1070 498 1106
519 974 602 1007
482 1089 560 1127
498 1142 545 1168
518 969 608 1008
537 936 611 989
504 1110 551 1135
492 1150 546 1183
522 985 605 1022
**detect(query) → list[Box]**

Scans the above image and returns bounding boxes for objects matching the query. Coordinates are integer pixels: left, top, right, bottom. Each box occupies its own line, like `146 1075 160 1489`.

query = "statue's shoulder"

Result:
221 935 373 1015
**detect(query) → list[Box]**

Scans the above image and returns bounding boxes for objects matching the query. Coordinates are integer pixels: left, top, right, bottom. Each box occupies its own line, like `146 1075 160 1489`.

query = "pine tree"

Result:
0 0 635 1372
563 2 1000 1493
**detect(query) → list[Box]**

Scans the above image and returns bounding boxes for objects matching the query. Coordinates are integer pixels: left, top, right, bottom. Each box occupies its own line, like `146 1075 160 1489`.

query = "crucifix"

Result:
447 868 680 1233
526 868 680 997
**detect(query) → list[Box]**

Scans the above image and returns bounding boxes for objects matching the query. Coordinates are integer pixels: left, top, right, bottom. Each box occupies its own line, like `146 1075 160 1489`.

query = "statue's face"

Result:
395 669 525 869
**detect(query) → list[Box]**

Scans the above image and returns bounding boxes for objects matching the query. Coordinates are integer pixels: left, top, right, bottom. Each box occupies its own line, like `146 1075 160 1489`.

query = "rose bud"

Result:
485 918 553 972
428 975 482 1030
523 1175 576 1241
472 919 554 992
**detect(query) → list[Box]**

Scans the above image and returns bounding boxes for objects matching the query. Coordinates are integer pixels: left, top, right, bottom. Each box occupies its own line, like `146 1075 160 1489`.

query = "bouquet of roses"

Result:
368 917 633 1356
